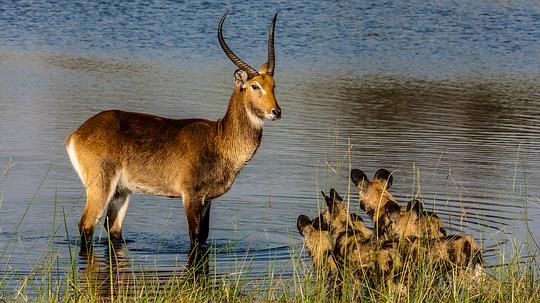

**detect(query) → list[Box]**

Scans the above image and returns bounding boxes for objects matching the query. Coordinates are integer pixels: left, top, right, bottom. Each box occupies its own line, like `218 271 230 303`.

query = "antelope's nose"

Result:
271 108 281 120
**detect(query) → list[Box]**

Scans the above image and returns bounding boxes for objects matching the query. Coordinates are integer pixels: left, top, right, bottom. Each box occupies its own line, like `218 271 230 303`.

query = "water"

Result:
1 0 540 297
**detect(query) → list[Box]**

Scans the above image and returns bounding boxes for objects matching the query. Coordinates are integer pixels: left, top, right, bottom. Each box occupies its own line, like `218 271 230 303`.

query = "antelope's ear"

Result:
351 169 369 187
406 199 424 214
384 200 402 223
233 69 248 88
297 215 311 235
259 63 269 74
374 169 393 189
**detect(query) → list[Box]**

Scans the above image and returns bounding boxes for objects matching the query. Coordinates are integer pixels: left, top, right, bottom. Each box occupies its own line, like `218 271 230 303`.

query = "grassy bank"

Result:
1 159 539 302
1 201 538 303
0 238 538 302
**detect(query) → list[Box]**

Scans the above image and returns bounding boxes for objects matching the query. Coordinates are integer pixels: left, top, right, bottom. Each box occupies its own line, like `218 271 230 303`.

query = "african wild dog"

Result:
350 168 484 281
317 189 373 241
320 189 404 290
403 234 485 281
297 214 338 276
350 168 446 241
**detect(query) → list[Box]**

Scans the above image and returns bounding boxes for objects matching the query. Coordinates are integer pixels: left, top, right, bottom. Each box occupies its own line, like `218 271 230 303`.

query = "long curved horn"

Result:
218 11 259 79
266 13 277 76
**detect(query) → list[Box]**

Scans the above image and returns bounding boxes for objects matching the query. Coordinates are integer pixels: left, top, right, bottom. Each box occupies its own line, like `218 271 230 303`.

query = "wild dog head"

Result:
384 198 447 241
351 168 446 240
407 199 446 238
297 214 338 273
319 189 373 241
350 168 394 221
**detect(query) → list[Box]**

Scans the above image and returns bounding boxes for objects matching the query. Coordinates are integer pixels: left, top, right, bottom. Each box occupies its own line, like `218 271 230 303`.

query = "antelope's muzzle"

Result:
271 108 281 120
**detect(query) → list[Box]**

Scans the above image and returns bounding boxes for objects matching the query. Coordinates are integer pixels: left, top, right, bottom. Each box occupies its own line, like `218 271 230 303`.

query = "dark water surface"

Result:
1 0 540 297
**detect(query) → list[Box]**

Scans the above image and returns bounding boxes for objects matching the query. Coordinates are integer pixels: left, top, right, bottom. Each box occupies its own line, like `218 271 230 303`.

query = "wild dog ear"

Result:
321 190 333 210
311 216 320 230
374 169 393 189
329 188 343 202
406 199 424 214
351 169 369 187
349 212 364 223
233 69 248 88
439 226 447 237
321 190 330 203
297 215 311 235
384 200 402 223
321 190 338 213
314 213 330 230
311 215 326 231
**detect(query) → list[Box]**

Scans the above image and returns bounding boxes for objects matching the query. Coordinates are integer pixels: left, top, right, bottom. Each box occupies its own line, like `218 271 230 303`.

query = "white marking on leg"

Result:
110 195 130 232
91 173 121 225
67 138 84 184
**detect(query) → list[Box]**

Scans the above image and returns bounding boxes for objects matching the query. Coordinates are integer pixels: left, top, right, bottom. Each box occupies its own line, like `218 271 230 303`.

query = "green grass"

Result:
1 150 539 302
0 198 538 303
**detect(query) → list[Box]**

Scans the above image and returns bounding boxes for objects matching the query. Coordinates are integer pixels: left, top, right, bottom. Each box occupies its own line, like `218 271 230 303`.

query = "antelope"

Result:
66 12 281 251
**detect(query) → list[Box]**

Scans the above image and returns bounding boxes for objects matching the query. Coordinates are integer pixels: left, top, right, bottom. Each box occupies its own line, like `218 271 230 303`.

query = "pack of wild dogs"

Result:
297 168 484 292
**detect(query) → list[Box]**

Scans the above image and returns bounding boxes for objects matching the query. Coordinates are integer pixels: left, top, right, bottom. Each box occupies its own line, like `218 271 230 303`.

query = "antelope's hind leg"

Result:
105 190 130 243
78 168 120 249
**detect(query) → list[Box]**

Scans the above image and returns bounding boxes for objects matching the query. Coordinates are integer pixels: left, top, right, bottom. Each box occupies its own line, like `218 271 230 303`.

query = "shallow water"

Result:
1 0 540 297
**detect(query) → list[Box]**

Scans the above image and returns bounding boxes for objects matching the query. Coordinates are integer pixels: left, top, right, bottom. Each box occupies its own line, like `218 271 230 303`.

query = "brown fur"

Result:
351 169 446 241
67 16 281 249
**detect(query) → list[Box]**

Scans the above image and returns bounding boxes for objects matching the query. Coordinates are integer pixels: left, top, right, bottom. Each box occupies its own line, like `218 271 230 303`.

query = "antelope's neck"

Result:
217 89 263 167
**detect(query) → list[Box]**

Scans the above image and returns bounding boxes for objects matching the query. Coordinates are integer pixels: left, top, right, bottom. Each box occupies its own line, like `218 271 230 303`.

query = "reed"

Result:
0 152 538 302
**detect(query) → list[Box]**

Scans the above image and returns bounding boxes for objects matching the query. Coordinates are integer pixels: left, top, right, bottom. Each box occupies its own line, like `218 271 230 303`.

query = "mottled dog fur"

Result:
351 168 447 241
402 233 484 281
320 189 404 289
297 214 338 276
350 168 483 281
298 180 484 293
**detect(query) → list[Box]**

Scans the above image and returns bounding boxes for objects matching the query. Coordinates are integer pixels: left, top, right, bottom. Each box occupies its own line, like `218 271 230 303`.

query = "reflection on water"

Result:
79 245 132 299
78 242 205 300
1 0 540 297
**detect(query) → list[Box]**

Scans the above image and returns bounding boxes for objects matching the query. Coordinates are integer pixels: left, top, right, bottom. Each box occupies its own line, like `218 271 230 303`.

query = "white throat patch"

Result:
246 107 264 128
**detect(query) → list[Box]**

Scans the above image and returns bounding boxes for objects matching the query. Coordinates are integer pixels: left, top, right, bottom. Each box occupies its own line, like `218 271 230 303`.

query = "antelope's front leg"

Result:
184 195 212 248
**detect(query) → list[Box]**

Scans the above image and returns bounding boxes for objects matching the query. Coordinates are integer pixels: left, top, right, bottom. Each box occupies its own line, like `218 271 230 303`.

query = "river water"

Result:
1 0 539 296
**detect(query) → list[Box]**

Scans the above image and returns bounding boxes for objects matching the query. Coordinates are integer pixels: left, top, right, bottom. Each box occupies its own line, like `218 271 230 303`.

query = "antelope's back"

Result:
69 110 213 155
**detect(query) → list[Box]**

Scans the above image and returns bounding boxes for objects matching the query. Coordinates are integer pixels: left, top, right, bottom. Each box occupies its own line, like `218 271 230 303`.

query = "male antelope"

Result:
66 12 281 250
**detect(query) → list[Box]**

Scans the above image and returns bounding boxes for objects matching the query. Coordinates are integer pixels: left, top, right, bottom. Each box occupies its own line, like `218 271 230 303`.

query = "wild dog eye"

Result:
251 84 260 90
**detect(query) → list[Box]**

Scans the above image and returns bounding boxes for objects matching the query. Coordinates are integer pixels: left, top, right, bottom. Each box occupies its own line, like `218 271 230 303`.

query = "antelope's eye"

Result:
251 84 260 90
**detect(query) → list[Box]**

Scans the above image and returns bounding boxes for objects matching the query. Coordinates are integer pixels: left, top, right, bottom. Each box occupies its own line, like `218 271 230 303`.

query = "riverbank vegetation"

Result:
1 158 539 302
1 203 537 302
